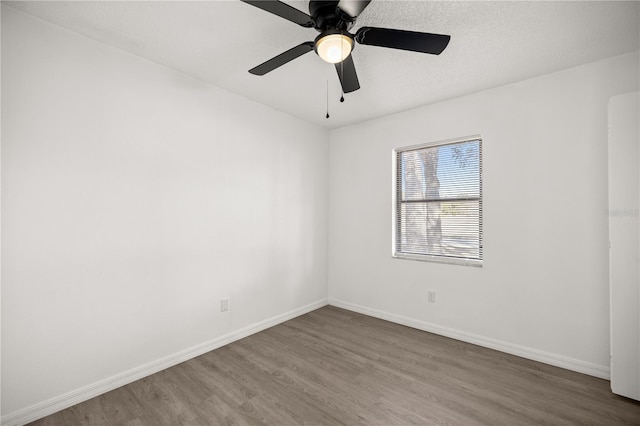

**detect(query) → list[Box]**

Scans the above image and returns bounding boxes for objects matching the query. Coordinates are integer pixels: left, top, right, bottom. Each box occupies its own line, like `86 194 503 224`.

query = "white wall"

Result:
328 51 639 377
1 6 328 421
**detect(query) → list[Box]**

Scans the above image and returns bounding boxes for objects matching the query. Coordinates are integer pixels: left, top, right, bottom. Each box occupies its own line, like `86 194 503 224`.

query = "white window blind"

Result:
393 136 483 265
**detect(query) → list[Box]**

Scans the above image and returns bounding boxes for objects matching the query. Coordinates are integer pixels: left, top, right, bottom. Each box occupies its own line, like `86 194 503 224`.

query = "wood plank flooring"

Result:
31 306 640 425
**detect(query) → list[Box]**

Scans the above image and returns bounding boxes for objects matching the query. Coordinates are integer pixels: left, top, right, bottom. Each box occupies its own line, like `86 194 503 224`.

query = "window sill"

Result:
392 253 483 267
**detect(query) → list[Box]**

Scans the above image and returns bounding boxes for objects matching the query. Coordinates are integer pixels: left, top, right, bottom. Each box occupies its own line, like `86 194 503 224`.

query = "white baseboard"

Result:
328 298 610 380
2 298 329 426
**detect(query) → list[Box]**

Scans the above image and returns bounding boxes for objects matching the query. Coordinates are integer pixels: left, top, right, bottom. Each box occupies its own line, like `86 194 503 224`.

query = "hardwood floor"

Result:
31 306 640 425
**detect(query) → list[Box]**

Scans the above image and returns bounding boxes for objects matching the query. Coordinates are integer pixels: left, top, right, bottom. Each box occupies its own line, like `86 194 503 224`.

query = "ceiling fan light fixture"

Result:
315 32 353 63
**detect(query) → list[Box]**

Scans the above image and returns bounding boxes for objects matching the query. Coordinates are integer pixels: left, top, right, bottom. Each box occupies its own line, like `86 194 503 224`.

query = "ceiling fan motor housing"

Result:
309 0 354 32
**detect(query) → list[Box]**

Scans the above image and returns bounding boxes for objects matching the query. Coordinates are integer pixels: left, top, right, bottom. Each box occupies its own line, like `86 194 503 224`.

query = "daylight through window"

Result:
393 136 482 265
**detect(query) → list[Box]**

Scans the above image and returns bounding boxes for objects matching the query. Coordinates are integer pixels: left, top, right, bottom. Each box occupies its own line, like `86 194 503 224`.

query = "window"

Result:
393 136 482 266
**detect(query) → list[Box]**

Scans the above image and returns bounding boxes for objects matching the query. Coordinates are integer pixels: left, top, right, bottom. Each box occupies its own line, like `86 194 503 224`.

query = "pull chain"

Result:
326 80 330 119
340 34 345 103
340 60 344 103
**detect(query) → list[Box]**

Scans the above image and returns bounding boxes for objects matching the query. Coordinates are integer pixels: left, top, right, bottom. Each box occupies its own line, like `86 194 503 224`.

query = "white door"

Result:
608 91 640 401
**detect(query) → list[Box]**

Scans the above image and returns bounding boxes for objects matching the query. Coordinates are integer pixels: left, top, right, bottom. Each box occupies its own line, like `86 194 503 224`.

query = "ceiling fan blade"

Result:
355 27 450 55
336 0 372 19
240 0 314 27
249 42 315 75
335 54 360 93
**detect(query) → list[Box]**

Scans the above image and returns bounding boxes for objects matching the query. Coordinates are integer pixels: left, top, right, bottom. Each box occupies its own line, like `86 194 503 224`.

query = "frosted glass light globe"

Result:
316 33 353 64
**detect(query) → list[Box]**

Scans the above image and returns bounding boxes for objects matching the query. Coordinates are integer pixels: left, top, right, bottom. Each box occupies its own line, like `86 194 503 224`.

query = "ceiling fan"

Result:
240 0 451 94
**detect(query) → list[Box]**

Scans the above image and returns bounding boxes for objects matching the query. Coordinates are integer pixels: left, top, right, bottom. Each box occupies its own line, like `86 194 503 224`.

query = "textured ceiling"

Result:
5 0 640 129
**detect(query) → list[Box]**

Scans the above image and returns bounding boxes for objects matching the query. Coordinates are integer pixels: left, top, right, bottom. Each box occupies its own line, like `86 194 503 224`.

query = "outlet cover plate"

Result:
221 298 229 312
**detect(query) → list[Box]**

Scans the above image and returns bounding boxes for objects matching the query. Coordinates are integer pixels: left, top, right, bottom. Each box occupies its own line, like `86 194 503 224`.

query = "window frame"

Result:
392 135 483 267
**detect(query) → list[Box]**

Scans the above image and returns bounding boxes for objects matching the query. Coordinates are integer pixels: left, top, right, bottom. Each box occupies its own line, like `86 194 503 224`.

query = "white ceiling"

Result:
6 0 640 129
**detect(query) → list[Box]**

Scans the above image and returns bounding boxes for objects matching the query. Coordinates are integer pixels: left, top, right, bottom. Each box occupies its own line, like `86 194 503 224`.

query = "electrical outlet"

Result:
427 291 436 303
220 298 229 312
